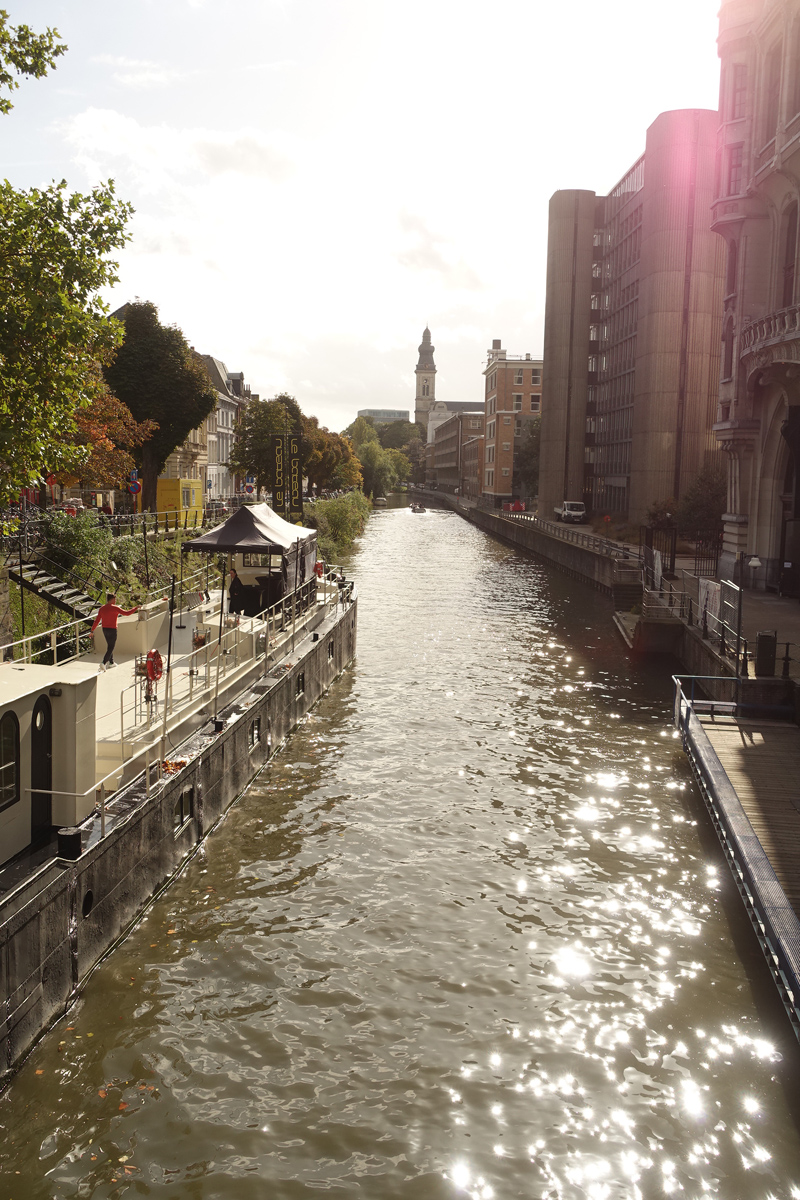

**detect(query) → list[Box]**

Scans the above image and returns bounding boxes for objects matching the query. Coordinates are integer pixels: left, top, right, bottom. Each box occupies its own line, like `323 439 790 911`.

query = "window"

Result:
726 239 738 295
249 718 261 749
514 369 523 385
731 62 747 121
0 712 19 812
503 415 511 425
243 553 272 567
328 639 335 660
173 787 194 831
513 394 523 411
531 397 541 414
502 442 511 451
514 421 522 437
531 371 542 384
782 203 798 307
485 469 494 487
726 144 744 195
764 42 782 141
723 318 735 381
295 672 305 697
501 468 510 477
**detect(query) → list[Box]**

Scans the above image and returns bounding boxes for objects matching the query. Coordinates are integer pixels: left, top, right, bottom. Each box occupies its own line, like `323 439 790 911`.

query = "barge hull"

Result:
0 599 357 1080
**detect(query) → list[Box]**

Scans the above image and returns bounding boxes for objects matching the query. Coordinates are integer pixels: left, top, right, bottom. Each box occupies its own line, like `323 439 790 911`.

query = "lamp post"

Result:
748 555 761 589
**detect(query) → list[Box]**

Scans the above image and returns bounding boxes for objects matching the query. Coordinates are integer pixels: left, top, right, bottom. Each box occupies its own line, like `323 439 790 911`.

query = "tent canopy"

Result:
182 504 316 555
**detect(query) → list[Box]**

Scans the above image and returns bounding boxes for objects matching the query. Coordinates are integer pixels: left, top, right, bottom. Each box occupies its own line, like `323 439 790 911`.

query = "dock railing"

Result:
673 673 800 1038
501 511 642 561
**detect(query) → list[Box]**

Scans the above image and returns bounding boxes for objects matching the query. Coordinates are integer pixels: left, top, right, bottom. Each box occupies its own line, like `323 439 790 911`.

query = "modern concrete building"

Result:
482 341 543 506
711 0 800 591
357 408 410 424
539 109 725 525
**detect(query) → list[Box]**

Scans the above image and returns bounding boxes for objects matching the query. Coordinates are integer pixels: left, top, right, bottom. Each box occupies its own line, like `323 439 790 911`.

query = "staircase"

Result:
7 555 99 620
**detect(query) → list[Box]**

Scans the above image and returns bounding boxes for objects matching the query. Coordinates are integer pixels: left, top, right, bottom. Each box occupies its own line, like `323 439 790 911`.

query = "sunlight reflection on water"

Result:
1 506 800 1199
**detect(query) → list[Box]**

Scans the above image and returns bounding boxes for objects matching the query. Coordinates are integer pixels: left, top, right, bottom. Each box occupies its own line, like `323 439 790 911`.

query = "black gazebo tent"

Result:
182 504 317 609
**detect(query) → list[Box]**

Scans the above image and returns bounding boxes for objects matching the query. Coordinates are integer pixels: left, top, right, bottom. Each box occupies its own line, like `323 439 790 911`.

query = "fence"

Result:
502 511 642 561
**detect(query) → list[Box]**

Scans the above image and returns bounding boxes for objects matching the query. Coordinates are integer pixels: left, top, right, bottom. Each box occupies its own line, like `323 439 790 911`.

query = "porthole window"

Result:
35 709 45 731
0 711 20 812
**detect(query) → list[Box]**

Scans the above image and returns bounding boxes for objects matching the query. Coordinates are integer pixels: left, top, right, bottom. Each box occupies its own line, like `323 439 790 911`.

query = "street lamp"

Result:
748 555 761 588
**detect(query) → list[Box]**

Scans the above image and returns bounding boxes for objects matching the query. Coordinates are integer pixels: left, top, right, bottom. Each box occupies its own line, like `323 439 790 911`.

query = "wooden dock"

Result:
699 716 800 912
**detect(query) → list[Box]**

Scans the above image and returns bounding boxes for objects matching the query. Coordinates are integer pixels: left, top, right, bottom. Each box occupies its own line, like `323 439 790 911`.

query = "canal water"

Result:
3 504 800 1199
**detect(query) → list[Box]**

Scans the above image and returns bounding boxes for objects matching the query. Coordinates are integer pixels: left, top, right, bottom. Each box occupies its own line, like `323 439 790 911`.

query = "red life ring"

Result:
146 649 163 681
314 561 324 578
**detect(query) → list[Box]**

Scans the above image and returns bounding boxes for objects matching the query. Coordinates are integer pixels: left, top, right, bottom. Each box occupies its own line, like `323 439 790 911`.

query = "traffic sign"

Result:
128 481 141 495
245 484 254 494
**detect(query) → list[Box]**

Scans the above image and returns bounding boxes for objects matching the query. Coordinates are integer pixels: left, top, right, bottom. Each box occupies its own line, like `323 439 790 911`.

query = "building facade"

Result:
539 109 725 525
711 0 800 589
482 341 542 506
358 408 410 424
432 411 485 492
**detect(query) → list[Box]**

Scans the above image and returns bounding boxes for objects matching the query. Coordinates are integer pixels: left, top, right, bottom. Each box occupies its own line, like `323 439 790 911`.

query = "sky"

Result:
6 0 722 432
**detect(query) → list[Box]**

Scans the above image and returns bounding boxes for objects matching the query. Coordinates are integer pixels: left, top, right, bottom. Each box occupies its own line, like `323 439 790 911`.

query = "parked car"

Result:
554 501 586 524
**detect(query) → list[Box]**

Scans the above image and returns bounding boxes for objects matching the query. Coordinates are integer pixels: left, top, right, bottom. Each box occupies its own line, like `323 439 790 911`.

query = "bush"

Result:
306 492 371 561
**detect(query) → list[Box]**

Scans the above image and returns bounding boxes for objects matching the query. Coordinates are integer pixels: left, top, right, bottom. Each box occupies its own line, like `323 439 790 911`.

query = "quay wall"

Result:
463 506 617 593
0 600 357 1081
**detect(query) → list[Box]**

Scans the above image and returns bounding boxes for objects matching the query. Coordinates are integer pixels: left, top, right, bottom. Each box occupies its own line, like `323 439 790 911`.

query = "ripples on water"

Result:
2 506 800 1199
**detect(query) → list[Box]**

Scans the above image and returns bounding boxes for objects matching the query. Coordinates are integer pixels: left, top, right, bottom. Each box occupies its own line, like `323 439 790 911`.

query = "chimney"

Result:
492 339 501 350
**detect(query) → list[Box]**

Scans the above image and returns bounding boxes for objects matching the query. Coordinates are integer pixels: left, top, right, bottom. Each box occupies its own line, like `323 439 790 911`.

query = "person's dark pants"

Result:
102 628 117 664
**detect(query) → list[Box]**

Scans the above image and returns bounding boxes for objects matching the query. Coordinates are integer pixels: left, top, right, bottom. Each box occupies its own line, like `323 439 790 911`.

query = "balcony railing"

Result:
740 303 800 354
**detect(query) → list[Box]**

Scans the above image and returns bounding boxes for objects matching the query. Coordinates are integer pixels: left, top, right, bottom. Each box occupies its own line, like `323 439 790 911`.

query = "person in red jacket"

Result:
90 594 139 670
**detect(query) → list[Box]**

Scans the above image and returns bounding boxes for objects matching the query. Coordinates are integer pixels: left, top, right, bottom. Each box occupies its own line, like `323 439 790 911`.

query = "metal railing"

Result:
501 510 642 560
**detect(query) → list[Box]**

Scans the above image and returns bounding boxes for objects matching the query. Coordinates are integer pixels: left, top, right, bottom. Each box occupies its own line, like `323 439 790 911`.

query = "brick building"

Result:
482 341 542 506
432 411 485 492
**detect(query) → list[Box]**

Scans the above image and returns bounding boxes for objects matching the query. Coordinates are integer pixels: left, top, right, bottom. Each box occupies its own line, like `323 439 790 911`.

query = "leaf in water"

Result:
98 1089 107 1098
118 1102 128 1111
35 1069 43 1075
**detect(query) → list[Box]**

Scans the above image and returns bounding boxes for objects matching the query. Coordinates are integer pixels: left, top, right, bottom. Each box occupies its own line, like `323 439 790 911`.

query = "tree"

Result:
343 416 379 451
330 447 363 490
676 463 726 534
57 387 158 489
357 441 394 498
379 420 424 450
515 417 541 499
103 302 218 511
227 398 292 497
646 496 677 531
384 447 412 483
0 11 66 115
0 179 133 504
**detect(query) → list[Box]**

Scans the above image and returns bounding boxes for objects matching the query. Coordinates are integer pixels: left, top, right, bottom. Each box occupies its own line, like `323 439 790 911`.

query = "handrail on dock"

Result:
672 673 800 1039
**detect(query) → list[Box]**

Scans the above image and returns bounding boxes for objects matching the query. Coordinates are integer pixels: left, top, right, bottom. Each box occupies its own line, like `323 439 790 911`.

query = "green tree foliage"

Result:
303 415 361 491
676 463 727 534
305 491 371 561
343 415 379 450
103 302 218 511
384 447 412 483
227 398 292 497
378 420 424 450
645 496 677 531
0 10 66 114
0 179 133 504
515 417 541 498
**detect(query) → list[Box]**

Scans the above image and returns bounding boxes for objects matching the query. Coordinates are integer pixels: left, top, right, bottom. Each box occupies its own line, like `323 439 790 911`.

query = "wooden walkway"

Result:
700 716 800 912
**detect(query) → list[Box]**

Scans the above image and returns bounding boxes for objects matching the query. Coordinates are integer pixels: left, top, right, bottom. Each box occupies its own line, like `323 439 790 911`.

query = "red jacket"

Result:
91 603 138 632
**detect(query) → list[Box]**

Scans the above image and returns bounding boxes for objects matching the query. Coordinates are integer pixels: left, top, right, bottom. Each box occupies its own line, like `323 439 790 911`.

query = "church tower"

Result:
414 327 436 431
